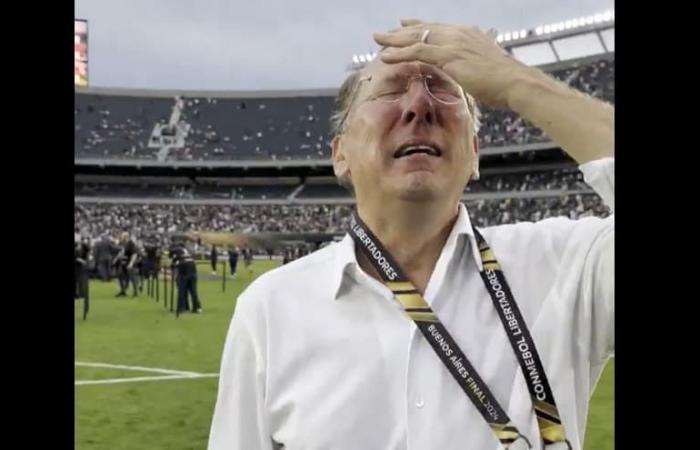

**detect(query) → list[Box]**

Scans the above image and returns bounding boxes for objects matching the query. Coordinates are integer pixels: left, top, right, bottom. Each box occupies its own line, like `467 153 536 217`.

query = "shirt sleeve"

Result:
578 157 615 364
208 288 273 450
585 223 614 367
579 157 614 212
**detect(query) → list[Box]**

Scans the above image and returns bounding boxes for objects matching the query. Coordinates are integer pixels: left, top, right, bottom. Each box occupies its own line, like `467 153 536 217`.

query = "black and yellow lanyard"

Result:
349 211 571 450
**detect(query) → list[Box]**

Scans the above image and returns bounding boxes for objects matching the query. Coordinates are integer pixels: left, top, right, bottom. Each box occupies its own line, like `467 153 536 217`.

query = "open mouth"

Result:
393 144 442 159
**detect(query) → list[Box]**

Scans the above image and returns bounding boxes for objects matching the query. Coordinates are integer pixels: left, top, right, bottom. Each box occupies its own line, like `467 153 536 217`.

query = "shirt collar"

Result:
330 203 483 300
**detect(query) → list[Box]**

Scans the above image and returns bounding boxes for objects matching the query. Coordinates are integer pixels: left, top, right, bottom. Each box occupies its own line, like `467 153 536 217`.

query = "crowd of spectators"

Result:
75 168 589 200
75 183 293 200
75 58 614 161
75 194 610 242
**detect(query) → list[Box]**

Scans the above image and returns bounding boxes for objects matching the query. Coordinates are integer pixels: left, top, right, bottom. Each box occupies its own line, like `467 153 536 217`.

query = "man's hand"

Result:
374 19 614 164
373 19 525 108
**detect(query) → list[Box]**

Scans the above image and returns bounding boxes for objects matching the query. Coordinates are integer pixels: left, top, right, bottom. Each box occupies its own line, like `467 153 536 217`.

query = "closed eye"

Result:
374 90 404 101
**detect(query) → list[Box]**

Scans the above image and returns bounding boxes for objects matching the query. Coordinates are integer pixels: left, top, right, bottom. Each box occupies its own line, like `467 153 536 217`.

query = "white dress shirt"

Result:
208 158 614 450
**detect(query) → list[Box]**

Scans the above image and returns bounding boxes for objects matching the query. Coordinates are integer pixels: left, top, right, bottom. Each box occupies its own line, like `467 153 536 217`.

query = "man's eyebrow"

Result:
376 66 447 82
372 72 406 83
418 65 450 78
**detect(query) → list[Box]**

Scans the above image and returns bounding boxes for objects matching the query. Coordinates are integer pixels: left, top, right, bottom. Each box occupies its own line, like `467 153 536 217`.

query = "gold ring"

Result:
420 29 430 44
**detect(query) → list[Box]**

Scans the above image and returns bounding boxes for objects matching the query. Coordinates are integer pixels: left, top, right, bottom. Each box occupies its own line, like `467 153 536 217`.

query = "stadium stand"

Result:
182 97 331 161
74 194 610 240
75 57 613 161
75 94 173 159
75 168 589 201
74 183 299 200
74 51 614 245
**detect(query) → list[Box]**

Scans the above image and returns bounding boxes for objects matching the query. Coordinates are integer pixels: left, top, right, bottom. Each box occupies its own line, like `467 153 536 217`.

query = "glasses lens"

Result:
368 73 464 104
424 75 464 104
371 78 406 102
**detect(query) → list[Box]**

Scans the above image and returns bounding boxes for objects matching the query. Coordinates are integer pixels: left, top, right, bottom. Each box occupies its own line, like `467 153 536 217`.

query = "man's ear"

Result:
471 135 480 180
331 135 351 183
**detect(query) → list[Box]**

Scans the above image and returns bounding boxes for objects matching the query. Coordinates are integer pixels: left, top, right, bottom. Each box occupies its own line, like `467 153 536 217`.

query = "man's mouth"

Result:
393 143 442 159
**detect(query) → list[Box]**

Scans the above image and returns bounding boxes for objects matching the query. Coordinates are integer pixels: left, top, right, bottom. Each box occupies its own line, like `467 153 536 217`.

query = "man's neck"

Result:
356 200 460 294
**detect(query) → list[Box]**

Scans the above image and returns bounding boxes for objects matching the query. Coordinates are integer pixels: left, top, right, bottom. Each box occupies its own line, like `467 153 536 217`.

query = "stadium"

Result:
75 10 614 450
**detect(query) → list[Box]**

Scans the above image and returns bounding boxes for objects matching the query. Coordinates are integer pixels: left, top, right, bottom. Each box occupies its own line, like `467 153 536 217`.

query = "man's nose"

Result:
400 81 437 126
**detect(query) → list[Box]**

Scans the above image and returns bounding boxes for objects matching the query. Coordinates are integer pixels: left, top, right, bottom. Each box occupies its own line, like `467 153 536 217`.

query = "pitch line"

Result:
75 361 219 386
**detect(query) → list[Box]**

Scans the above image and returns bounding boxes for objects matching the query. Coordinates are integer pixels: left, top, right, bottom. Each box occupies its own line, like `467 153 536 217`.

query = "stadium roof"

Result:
348 10 613 71
74 86 338 99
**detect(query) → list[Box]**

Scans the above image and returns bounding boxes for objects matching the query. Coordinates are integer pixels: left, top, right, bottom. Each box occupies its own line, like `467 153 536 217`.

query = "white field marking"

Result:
75 361 202 377
76 373 219 386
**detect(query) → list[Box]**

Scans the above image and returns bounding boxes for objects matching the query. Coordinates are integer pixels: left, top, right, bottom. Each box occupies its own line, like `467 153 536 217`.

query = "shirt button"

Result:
415 398 425 408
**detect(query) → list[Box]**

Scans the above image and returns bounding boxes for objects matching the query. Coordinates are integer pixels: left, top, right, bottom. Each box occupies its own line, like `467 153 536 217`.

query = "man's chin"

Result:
397 190 437 202
394 177 440 202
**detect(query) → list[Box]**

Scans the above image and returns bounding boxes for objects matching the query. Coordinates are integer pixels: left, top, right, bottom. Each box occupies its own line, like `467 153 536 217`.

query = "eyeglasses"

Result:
337 72 468 133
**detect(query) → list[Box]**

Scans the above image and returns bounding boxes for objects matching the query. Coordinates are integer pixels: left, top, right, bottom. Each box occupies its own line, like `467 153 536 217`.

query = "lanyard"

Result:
349 211 570 449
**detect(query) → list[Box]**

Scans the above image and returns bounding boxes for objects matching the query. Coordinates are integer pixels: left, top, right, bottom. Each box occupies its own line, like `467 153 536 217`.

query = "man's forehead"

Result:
364 58 454 81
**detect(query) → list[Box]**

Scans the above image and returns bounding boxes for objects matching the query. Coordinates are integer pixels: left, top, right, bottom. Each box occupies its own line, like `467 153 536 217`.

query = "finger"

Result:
380 43 448 67
374 29 423 48
375 25 449 47
400 18 425 27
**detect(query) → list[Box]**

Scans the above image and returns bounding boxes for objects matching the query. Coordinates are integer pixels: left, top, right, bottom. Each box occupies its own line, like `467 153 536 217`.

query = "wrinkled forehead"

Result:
362 58 457 85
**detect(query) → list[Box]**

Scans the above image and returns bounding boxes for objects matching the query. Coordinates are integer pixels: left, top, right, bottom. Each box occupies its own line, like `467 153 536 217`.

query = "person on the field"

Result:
142 236 162 282
74 235 90 299
242 246 253 274
135 240 145 293
228 246 239 279
108 234 121 279
210 245 218 275
209 21 613 450
93 234 113 281
113 232 140 297
170 241 202 313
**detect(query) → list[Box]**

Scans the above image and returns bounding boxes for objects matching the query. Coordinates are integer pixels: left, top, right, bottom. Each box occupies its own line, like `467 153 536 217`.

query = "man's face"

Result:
332 60 478 205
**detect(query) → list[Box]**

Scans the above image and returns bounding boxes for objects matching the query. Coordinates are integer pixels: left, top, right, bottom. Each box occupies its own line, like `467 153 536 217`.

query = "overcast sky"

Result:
75 0 613 91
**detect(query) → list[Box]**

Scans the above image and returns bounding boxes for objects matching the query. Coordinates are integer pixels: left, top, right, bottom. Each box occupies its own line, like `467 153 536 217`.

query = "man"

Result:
93 234 113 281
210 244 218 275
142 236 162 284
242 246 253 274
81 235 95 277
109 234 122 279
228 246 239 279
208 21 613 450
113 232 140 297
170 241 202 313
135 240 145 293
74 235 90 299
